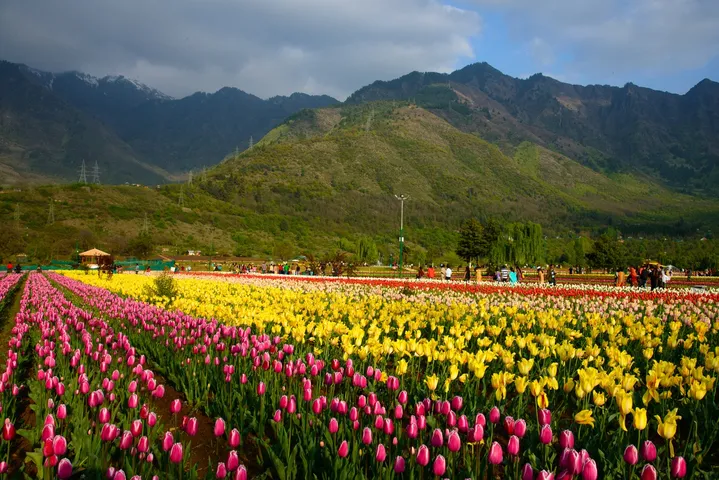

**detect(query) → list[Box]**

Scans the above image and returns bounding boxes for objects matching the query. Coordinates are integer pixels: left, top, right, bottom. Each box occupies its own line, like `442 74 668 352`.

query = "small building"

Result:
79 248 113 268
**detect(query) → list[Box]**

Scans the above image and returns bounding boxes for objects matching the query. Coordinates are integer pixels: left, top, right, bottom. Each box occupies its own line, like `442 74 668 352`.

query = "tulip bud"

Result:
624 445 639 465
507 435 520 456
583 459 598 480
430 428 443 447
186 417 198 437
170 399 181 414
488 441 503 465
162 431 174 451
489 407 500 424
329 418 339 434
538 409 551 426
57 458 73 479
229 428 241 448
671 456 687 478
52 435 68 456
641 464 657 480
559 429 574 449
257 382 266 396
539 424 552 445
514 418 527 438
522 463 534 480
57 404 67 420
641 440 657 462
416 445 430 466
362 427 372 445
433 455 446 476
394 456 405 473
448 430 462 452
375 444 387 463
119 430 133 450
214 418 226 437
169 442 183 463
216 462 227 479
338 440 349 458
227 450 239 471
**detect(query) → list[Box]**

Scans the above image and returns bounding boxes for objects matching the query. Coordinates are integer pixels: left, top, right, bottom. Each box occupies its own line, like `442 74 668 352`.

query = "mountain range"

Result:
0 60 338 184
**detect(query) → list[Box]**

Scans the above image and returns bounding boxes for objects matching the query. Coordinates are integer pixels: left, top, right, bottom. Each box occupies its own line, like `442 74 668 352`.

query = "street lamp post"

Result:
394 194 409 278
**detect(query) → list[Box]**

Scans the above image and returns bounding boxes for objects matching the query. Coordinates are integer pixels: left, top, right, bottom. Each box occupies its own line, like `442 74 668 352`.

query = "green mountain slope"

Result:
208 102 714 232
346 64 719 193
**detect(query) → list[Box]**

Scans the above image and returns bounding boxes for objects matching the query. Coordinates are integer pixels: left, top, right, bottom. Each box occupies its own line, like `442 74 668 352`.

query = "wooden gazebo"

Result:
79 248 113 268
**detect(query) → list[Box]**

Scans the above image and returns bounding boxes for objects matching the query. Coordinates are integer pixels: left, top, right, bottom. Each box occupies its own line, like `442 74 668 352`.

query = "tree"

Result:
127 233 154 259
357 237 379 264
587 234 626 271
456 219 483 264
272 241 294 261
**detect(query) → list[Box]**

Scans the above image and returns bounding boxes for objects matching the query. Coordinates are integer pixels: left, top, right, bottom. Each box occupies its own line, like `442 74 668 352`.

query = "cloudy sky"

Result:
1 0 717 100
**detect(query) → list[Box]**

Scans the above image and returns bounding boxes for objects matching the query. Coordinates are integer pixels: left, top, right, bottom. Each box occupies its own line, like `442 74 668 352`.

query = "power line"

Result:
79 160 88 184
91 160 100 184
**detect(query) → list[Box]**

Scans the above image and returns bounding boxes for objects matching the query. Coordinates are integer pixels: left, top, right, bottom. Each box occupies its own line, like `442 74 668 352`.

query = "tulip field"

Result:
0 272 718 479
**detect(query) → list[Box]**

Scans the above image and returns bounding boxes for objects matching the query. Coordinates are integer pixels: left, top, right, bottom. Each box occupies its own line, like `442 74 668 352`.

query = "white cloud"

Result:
0 0 481 99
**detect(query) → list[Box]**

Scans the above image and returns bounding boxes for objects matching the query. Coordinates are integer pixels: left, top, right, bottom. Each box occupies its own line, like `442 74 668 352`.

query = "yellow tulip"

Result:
425 374 439 391
574 410 595 427
592 391 606 407
515 376 528 394
632 408 647 430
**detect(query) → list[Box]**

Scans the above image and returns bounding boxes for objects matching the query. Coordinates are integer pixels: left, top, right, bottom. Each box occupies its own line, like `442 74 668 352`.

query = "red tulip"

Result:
488 441 503 465
559 429 574 449
338 440 349 458
624 445 639 465
583 459 598 480
186 417 198 436
131 419 143 437
430 428 443 447
169 442 183 463
138 436 149 453
119 430 133 450
641 440 657 462
416 445 430 466
52 435 68 456
504 416 515 435
57 458 72 479
227 450 239 471
538 409 551 426
539 424 552 445
641 464 657 480
448 431 462 452
214 418 226 437
362 427 372 445
2 420 15 441
522 463 534 480
671 456 687 478
507 435 520 456
229 428 241 448
375 444 387 463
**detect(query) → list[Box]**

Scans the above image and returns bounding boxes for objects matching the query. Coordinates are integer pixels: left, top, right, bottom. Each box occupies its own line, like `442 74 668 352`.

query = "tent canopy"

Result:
79 248 111 257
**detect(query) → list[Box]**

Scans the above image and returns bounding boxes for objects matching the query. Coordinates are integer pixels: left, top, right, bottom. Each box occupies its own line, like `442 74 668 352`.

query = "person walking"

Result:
509 268 518 285
516 267 523 283
440 264 447 282
417 266 425 279
538 267 545 284
464 265 471 283
474 265 482 283
445 265 452 282
427 265 435 279
549 266 557 286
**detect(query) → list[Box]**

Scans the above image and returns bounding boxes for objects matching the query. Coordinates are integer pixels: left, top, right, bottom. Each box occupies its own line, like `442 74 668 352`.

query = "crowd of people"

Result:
615 264 672 290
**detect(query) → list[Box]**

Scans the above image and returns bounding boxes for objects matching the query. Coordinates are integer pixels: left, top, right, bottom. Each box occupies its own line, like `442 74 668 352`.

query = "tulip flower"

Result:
633 408 648 430
229 428 241 448
574 409 595 427
536 471 555 480
329 418 339 434
507 435 520 456
119 430 133 450
148 412 157 427
57 404 67 420
375 444 387 463
57 458 72 479
2 420 15 441
273 410 282 422
671 456 687 478
227 450 239 471
235 465 248 480
432 455 446 476
488 441 503 465
257 382 266 396
559 429 574 449
52 435 68 456
448 431 461 452
114 470 127 480
362 427 372 445
169 442 183 463
162 431 174 451
489 407 500 424
538 408 551 426
641 464 657 480
539 424 552 445
394 456 406 473
338 440 349 458
170 399 181 414
416 445 430 466
430 428 443 447
128 394 138 409
216 462 228 479
522 463 534 480
641 440 657 462
514 419 527 438
138 436 149 453
131 419 143 437
186 417 198 436
624 444 638 465
583 459 598 480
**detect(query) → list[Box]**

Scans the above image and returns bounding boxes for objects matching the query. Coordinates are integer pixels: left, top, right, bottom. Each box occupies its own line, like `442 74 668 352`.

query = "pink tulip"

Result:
448 431 461 452
216 462 227 478
214 418 226 437
641 464 658 480
583 459 598 480
138 436 149 453
57 458 72 479
433 455 446 476
53 435 68 456
162 431 174 451
57 404 67 420
235 465 247 480
416 445 430 466
273 410 282 422
131 419 143 437
113 470 127 480
227 450 239 471
229 428 241 448
398 391 408 404
522 463 534 480
329 418 339 434
169 442 183 463
489 441 503 465
489 407 500 424
406 422 418 439
538 409 551 426
338 440 349 458
362 427 372 445
641 441 657 462
186 417 198 436
511 418 525 437
257 382 266 396
128 380 137 393
0 462 6 474
148 412 157 427
128 394 138 409
376 444 387 463
170 399 181 414
383 418 394 435
671 456 687 478
41 423 55 442
507 435 520 456
559 429 574 449
539 424 552 445
430 428 443 447
119 430 133 450
280 395 289 409
392 455 405 473
624 445 639 465
536 471 555 480
2 420 15 441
